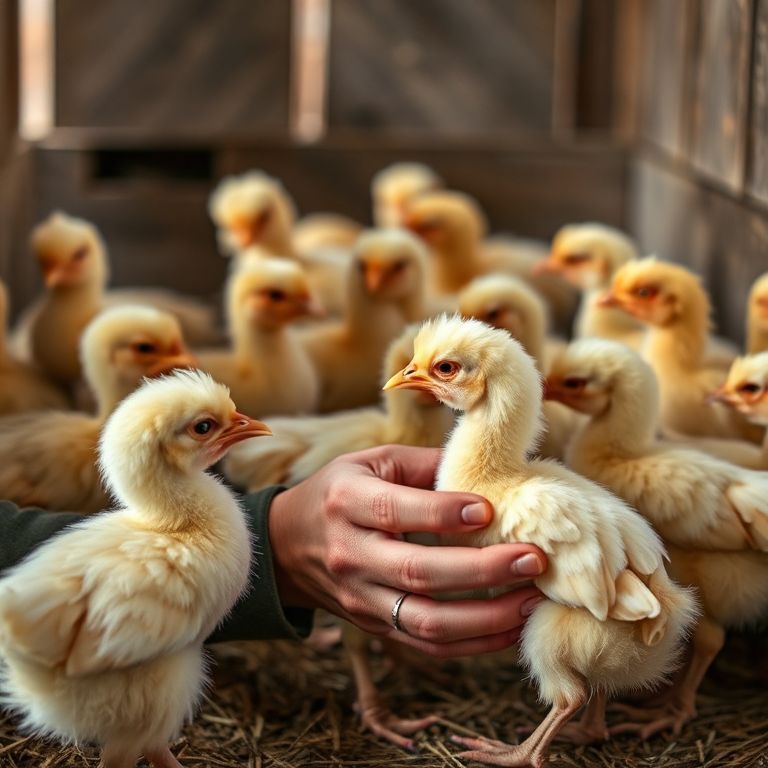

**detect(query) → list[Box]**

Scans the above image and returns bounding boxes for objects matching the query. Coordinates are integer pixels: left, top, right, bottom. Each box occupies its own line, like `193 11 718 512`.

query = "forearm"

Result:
0 492 314 643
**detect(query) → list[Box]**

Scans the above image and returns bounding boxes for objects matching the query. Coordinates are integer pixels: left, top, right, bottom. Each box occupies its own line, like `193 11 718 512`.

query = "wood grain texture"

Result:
749 0 768 204
54 0 291 136
327 0 557 137
690 0 753 191
0 0 18 163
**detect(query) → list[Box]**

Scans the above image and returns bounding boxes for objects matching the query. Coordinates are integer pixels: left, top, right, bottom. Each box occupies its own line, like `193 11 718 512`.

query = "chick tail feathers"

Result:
725 481 768 550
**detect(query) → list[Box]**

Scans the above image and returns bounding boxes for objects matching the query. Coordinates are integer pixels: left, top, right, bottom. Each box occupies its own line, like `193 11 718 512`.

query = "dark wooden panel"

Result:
629 155 768 345
749 0 768 204
54 0 291 136
0 0 18 163
327 0 557 137
690 0 752 191
640 0 694 157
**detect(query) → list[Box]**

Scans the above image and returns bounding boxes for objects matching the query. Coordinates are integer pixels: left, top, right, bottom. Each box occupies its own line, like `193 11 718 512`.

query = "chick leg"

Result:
344 623 438 749
144 746 183 768
98 745 141 768
452 697 584 768
611 617 725 739
553 690 608 744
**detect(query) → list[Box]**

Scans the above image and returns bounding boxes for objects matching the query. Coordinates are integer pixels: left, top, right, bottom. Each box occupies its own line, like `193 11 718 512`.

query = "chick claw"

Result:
609 702 695 740
357 704 438 750
451 735 542 768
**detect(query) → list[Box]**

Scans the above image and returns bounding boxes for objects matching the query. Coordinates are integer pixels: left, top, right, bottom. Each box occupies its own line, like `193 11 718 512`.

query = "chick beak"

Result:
43 264 71 288
215 412 272 451
532 256 560 276
597 291 622 308
383 365 434 393
299 294 326 319
146 351 199 378
542 378 558 401
365 263 387 293
705 386 734 406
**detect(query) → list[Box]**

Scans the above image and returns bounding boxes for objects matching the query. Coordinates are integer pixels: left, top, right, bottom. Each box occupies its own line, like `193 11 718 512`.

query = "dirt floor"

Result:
1 631 766 768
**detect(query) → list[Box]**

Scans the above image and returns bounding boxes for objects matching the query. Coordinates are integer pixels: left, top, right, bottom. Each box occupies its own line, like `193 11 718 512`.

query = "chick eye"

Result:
739 382 761 394
563 377 587 390
189 418 218 439
634 285 659 299
563 253 590 266
133 342 157 354
268 289 286 301
392 259 407 273
71 245 89 262
433 360 460 379
486 308 501 322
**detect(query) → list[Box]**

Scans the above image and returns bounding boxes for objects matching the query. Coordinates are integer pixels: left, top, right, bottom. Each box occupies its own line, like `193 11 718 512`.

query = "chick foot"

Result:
517 691 608 746
357 702 439 750
451 735 543 768
305 622 342 651
145 747 183 768
610 701 695 740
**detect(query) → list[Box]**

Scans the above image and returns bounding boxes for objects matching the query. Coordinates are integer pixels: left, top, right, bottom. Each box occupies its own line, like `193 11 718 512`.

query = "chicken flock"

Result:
0 162 766 768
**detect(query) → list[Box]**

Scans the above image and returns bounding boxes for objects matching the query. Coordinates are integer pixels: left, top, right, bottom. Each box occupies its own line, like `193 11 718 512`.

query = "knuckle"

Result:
324 473 350 519
326 541 353 577
338 590 363 616
369 489 398 530
399 554 432 593
409 611 445 643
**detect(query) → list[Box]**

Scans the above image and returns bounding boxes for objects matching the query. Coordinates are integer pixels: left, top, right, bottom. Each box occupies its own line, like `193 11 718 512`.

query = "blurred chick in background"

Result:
195 257 321 416
0 306 194 513
747 272 768 354
372 161 444 227
0 370 267 768
546 339 768 735
0 278 69 415
384 316 696 764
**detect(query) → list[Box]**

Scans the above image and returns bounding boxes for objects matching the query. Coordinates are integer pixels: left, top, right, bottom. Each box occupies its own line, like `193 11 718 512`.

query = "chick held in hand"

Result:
546 339 768 735
0 305 195 513
0 370 270 768
384 316 696 768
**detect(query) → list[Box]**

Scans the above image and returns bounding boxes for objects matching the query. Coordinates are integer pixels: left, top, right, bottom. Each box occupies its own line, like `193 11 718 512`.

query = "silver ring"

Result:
391 592 411 633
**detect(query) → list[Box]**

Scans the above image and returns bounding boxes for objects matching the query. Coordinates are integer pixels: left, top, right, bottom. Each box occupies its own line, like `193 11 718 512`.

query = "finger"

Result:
341 474 493 533
387 626 523 659
367 540 546 593
348 444 443 490
391 588 544 644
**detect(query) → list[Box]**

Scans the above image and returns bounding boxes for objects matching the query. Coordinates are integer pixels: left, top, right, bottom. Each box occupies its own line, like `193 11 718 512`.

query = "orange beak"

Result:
532 256 560 276
383 366 434 393
705 385 736 406
597 291 622 308
364 263 387 293
298 294 326 319
146 351 199 378
542 378 559 401
43 264 74 288
215 412 272 452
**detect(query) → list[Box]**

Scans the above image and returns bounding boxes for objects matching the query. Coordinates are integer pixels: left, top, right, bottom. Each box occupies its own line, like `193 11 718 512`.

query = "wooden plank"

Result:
690 0 753 191
0 0 18 163
54 0 291 137
749 0 768 204
639 0 695 157
327 0 557 138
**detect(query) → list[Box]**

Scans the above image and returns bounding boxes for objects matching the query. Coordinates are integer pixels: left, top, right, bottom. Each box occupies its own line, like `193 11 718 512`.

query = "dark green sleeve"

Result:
0 490 314 643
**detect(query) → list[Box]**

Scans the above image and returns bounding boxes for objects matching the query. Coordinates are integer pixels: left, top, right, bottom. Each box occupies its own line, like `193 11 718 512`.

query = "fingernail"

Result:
511 553 544 577
461 502 490 525
521 595 544 617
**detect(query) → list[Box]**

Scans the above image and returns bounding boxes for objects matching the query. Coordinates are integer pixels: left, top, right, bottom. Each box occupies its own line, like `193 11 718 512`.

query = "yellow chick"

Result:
293 212 363 253
299 229 429 412
457 274 581 461
0 278 69 415
603 257 758 441
746 272 768 354
546 339 768 734
224 324 454 489
535 222 645 347
372 161 444 227
0 306 194 513
195 257 321 416
384 316 696 764
0 370 269 768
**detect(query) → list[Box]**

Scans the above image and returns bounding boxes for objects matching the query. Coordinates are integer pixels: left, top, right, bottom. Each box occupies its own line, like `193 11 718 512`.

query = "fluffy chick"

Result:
0 278 69 415
372 162 444 227
546 339 768 733
195 257 321 416
603 257 757 441
384 316 696 767
299 229 428 412
746 272 768 354
0 306 194 513
457 274 580 460
0 370 268 768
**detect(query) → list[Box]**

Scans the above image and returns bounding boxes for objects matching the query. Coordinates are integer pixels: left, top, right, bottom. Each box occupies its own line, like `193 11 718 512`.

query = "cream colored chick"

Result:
403 192 577 330
746 272 768 354
0 279 69 415
545 339 768 734
195 258 321 416
293 212 363 252
384 316 696 766
224 324 454 489
372 161 444 227
299 229 428 412
535 222 644 347
457 274 580 461
0 306 194 513
603 257 757 441
0 370 268 768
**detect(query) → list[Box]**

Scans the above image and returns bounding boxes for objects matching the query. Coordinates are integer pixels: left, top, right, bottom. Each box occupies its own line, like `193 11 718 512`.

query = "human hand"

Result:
268 445 546 658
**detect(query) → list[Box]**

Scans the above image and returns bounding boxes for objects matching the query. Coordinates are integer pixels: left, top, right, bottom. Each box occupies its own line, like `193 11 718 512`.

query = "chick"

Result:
293 212 363 252
195 257 321 416
545 339 768 733
746 272 768 354
372 161 444 227
0 370 268 768
603 257 758 441
0 306 194 513
457 274 581 460
224 325 454 489
535 223 645 347
403 192 576 330
384 316 696 766
299 229 429 412
0 279 69 415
